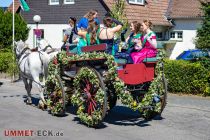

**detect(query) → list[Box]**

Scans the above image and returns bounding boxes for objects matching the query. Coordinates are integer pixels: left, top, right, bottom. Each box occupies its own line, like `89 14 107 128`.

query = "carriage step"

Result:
62 76 72 80
63 71 76 78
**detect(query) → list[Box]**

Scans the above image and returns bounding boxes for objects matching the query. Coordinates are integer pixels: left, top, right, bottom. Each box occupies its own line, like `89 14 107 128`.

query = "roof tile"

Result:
104 0 171 26
7 0 20 13
168 0 209 18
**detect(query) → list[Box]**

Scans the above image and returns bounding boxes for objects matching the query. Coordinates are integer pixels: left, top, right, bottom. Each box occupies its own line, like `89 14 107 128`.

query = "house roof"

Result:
7 0 108 24
167 0 210 19
8 0 171 26
103 0 171 26
7 0 20 13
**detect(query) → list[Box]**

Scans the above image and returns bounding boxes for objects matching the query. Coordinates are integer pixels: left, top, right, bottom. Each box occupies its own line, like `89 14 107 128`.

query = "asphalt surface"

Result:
0 78 210 140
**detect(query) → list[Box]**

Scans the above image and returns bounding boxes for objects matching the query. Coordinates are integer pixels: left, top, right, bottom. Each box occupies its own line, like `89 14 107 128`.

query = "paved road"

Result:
0 78 210 140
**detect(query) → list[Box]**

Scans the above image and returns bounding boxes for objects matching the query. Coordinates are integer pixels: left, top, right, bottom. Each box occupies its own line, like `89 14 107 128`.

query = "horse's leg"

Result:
22 77 32 104
28 79 33 103
32 74 46 104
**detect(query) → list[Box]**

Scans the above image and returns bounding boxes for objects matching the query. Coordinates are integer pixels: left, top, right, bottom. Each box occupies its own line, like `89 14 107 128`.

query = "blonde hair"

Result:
84 9 98 22
143 20 153 29
87 21 99 45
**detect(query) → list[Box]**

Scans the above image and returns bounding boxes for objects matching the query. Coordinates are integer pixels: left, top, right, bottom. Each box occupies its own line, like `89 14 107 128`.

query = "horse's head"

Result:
14 40 31 60
39 39 53 51
14 40 25 55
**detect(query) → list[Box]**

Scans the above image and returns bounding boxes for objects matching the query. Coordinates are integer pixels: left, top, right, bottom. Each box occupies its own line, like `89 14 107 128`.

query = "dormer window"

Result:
64 0 75 4
49 0 59 5
129 0 145 5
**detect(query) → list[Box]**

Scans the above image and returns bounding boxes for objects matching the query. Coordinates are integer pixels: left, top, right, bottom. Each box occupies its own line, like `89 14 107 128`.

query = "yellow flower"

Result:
78 106 83 111
132 101 137 107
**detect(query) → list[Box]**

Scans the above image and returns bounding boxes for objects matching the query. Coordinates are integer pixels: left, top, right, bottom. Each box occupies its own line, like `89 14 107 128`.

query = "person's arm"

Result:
134 36 142 50
134 41 142 50
121 28 127 42
63 29 71 43
63 35 68 43
125 36 130 43
110 18 123 33
147 35 157 48
77 30 87 38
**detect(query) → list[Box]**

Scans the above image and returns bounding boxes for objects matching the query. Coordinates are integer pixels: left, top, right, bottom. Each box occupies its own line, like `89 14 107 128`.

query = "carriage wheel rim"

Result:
81 78 99 115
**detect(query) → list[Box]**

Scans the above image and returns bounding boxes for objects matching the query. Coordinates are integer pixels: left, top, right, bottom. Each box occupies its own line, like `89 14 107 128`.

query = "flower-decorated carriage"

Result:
45 43 167 127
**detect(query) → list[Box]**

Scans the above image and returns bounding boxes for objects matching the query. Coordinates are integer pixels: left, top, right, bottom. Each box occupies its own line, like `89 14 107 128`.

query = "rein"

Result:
16 47 31 60
17 48 45 88
42 45 52 52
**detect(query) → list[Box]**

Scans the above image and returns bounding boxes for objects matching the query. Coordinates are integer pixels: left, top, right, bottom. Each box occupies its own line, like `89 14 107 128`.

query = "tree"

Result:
196 1 210 49
0 9 29 50
110 0 128 36
0 9 29 79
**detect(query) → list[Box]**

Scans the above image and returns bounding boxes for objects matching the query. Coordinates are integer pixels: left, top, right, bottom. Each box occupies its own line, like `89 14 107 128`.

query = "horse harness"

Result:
17 48 45 88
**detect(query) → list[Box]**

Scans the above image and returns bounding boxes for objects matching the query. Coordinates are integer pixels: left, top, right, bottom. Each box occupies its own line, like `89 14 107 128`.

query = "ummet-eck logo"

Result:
4 130 64 137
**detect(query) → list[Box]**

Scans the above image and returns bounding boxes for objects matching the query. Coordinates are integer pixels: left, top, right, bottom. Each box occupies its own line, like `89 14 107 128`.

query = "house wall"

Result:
169 19 202 59
26 24 69 48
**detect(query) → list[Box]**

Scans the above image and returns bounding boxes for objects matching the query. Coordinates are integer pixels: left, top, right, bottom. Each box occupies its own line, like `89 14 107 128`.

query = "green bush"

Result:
164 59 210 96
198 57 210 71
0 51 13 72
0 9 29 50
0 51 19 77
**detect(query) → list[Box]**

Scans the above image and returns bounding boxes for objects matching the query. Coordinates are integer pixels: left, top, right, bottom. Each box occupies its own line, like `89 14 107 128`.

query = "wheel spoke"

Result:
73 67 107 126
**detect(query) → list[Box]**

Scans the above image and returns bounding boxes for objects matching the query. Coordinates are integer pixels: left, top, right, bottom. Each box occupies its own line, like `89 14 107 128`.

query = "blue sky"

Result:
0 0 13 7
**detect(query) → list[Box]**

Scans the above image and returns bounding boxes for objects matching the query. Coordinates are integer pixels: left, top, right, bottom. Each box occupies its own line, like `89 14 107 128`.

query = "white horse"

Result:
38 39 60 60
14 40 50 106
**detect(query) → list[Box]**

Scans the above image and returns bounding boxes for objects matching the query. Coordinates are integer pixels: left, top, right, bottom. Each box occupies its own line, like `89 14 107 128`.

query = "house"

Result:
9 0 109 48
8 0 208 59
165 0 207 59
0 7 8 11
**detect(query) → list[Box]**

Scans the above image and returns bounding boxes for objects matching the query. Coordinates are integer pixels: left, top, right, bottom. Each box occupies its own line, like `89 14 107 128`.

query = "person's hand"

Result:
121 28 128 35
134 45 142 50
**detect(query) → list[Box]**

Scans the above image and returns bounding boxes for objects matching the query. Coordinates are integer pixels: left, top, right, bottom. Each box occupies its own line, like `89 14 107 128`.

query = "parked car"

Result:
176 49 210 60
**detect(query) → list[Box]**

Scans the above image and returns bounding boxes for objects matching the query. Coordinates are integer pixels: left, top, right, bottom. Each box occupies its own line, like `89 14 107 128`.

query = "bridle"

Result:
16 47 31 60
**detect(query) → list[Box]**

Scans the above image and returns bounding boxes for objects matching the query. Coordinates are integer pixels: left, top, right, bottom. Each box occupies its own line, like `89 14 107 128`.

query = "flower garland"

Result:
45 58 65 115
45 50 166 125
71 67 105 126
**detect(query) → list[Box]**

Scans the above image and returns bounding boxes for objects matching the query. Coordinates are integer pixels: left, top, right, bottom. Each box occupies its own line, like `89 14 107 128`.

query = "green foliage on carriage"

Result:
164 59 210 96
0 9 29 50
195 1 210 49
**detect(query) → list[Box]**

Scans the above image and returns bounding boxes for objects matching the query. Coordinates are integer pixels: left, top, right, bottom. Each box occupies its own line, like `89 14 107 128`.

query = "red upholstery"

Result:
81 43 106 52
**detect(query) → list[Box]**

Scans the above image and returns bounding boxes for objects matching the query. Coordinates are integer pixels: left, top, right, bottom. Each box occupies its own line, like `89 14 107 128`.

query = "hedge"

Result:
0 51 19 77
164 59 210 96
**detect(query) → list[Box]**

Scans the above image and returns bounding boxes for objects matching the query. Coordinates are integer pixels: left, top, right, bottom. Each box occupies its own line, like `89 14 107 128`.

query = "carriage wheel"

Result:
143 73 167 120
106 81 117 111
73 67 107 127
46 75 66 116
160 73 167 113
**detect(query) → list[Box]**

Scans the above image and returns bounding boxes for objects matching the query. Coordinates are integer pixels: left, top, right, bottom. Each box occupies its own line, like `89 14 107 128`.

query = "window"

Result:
156 32 163 40
170 31 183 40
170 32 175 38
177 32 183 39
64 0 75 4
129 0 145 5
49 0 59 5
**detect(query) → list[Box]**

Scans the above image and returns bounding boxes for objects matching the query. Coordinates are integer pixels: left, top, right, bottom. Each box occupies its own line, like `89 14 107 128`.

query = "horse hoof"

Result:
38 100 47 110
26 100 32 105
